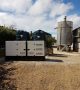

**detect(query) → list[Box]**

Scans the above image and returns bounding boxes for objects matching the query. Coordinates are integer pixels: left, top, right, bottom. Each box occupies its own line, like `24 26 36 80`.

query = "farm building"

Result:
16 30 53 47
32 30 51 40
32 30 52 47
32 30 54 55
16 30 30 40
73 27 80 52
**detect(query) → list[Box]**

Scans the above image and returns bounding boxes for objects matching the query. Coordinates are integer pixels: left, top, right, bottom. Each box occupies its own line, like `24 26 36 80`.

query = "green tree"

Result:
46 36 56 47
0 26 16 48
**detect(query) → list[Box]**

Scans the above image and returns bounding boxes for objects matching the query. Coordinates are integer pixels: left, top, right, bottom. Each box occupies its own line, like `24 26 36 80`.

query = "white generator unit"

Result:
5 41 26 56
27 41 45 56
5 41 45 60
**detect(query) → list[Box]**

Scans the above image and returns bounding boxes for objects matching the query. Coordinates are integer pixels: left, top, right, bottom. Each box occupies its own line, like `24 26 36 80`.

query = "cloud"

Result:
50 2 73 17
68 14 80 29
0 0 79 38
28 0 52 16
0 0 32 14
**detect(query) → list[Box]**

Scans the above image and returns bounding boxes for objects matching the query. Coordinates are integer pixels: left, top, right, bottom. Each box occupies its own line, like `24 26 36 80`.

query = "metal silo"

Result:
57 16 73 51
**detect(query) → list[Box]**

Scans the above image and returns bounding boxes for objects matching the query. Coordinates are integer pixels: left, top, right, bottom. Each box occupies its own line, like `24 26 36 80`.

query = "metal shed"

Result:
73 27 80 52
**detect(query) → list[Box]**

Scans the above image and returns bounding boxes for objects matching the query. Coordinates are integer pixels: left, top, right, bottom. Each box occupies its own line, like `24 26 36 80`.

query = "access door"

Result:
27 41 35 56
27 41 45 56
5 41 26 56
6 41 18 56
17 41 26 56
35 41 45 56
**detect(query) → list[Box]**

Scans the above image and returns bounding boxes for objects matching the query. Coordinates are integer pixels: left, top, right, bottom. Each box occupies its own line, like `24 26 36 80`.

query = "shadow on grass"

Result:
0 62 17 90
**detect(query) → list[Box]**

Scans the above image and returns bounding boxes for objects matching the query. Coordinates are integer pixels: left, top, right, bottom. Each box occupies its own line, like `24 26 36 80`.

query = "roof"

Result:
73 27 80 31
33 30 51 36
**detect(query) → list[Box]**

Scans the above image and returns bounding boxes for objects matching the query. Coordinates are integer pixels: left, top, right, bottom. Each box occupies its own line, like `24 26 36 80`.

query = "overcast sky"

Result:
0 0 80 37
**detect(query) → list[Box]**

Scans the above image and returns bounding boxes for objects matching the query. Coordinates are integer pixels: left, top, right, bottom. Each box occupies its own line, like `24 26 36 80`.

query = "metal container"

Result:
57 17 73 46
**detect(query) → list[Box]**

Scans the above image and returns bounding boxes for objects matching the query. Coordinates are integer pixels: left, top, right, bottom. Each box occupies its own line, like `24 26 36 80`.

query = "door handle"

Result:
27 49 30 50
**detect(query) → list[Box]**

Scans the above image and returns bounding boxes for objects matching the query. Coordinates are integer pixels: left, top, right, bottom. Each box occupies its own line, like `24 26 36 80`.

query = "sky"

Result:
0 0 80 38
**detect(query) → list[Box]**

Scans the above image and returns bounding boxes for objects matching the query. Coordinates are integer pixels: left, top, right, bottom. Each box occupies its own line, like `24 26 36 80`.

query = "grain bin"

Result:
57 16 73 51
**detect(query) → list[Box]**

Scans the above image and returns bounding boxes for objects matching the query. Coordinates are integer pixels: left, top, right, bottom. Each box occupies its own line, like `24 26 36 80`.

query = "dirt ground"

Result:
0 48 80 90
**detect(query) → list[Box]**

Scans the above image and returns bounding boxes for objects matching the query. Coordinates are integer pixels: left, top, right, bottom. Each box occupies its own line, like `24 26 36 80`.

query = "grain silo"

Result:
57 16 73 51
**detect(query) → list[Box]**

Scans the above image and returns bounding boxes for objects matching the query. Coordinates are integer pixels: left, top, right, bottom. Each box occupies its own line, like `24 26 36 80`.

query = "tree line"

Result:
0 25 56 48
0 26 16 41
0 26 16 48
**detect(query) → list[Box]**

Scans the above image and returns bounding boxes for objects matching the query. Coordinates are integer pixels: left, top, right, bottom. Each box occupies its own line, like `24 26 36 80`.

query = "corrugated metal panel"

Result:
57 28 61 45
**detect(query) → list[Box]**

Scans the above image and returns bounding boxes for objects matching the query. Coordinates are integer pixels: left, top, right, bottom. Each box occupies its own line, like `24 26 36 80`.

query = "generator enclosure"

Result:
27 41 45 56
5 41 26 56
5 41 45 60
